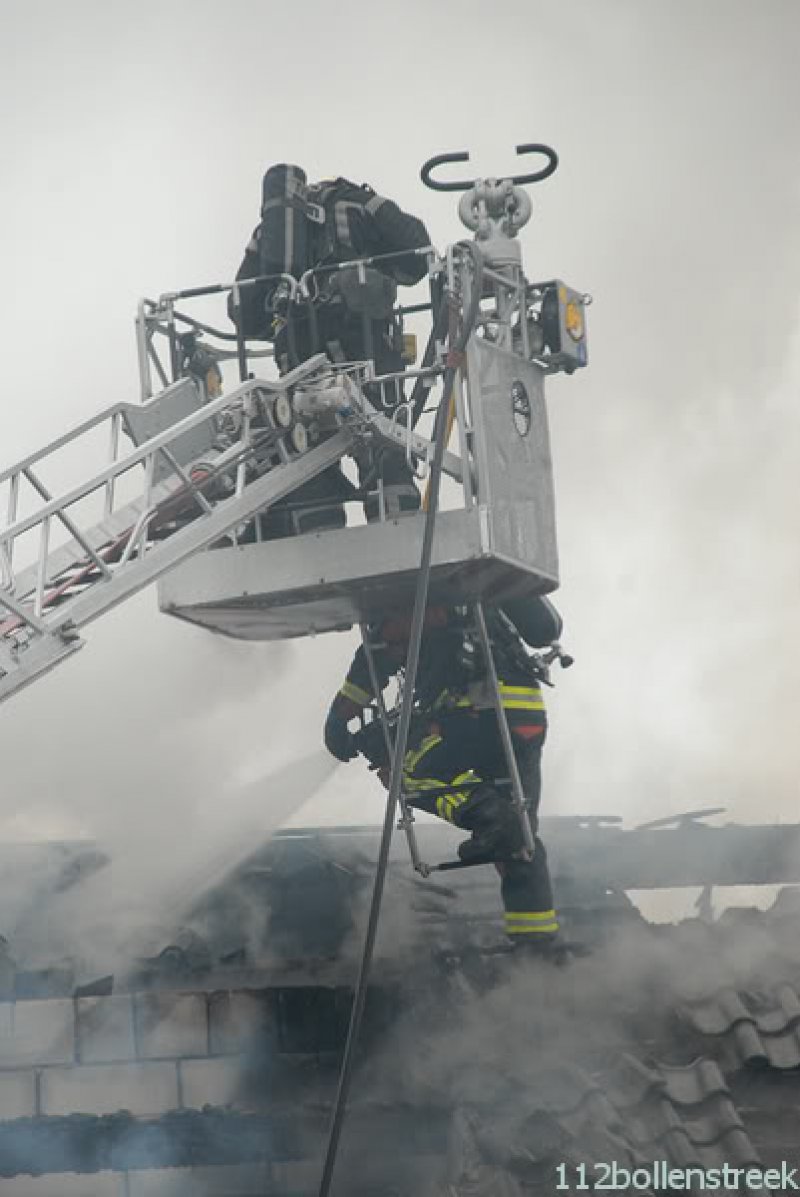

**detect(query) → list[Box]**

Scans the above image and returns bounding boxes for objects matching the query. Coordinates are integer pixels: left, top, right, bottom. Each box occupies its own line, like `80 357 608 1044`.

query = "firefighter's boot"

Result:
455 785 523 865
511 937 572 965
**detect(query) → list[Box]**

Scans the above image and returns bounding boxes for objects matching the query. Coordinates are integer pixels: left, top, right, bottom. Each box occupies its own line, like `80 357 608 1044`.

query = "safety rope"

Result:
316 246 481 1197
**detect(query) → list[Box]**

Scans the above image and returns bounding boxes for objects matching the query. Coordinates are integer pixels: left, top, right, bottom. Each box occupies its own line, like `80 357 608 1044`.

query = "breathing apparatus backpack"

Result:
257 163 398 325
258 163 311 283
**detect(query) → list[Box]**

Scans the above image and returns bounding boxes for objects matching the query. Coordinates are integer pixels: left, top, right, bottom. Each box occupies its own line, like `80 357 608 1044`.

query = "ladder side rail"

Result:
0 585 50 634
0 637 84 704
1 351 330 553
135 298 154 402
6 480 191 610
0 377 266 547
147 335 171 393
33 515 51 618
17 429 356 637
2 354 344 606
0 398 144 487
1 473 20 585
0 637 18 673
104 411 122 519
0 429 357 706
155 447 214 515
0 382 193 589
22 467 114 583
5 427 263 619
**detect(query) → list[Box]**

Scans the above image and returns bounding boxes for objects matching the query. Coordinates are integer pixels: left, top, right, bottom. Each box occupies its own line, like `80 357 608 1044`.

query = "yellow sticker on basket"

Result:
565 300 584 341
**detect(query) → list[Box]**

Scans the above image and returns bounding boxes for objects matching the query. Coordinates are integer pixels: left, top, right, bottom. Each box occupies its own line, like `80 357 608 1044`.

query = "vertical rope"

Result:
316 247 481 1196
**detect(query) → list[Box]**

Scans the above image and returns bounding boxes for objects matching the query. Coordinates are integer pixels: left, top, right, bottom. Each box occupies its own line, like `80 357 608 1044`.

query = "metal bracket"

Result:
371 413 466 486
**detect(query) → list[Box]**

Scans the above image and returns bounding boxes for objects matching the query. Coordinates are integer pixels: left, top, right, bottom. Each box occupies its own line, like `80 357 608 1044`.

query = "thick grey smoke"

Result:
0 0 798 981
354 901 800 1186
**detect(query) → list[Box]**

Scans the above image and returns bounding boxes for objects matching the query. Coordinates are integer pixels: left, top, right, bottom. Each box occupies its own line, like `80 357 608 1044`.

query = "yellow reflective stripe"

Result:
433 771 476 822
403 733 442 776
498 684 545 712
340 680 371 705
505 911 560 934
506 923 560 935
505 909 557 922
436 795 457 821
405 777 440 793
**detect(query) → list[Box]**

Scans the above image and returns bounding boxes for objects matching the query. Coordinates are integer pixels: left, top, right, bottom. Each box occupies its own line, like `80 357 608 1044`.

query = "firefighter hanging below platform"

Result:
228 163 432 537
323 597 568 958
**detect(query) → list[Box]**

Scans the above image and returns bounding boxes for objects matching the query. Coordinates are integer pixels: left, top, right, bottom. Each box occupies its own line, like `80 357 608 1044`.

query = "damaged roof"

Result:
1 819 800 1194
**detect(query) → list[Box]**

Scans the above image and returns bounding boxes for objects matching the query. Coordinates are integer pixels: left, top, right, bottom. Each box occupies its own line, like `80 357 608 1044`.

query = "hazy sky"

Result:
1 1 799 911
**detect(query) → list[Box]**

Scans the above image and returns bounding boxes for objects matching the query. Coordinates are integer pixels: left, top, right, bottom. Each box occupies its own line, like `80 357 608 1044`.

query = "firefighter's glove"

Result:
351 719 391 770
324 711 358 763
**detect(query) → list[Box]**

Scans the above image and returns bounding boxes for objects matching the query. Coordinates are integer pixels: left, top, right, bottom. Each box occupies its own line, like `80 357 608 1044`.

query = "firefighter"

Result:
323 601 564 956
229 164 432 535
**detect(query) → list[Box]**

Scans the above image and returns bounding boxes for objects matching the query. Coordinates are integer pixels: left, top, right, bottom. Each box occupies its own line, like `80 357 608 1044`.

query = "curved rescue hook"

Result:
420 151 472 192
421 144 559 191
511 142 559 184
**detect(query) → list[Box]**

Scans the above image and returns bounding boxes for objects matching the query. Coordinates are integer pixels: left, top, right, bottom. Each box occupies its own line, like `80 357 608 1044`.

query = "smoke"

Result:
537 1 800 828
353 900 800 1185
0 0 798 984
0 598 343 976
12 750 338 980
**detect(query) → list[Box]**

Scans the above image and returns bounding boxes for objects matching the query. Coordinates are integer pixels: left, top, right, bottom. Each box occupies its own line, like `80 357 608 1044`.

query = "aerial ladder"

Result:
0 148 587 680
0 143 589 1193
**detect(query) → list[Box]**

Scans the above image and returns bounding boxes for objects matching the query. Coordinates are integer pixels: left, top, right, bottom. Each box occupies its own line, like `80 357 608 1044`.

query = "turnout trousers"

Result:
402 698 559 944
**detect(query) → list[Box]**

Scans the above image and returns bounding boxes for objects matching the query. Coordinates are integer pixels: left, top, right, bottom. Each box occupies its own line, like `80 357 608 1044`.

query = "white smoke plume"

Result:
0 0 798 976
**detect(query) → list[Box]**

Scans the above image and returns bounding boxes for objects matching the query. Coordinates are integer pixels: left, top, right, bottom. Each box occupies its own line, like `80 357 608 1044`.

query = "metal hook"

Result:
421 144 558 192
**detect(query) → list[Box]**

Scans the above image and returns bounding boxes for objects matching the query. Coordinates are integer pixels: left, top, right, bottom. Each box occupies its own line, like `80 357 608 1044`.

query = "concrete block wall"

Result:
0 1164 273 1196
0 989 282 1120
0 986 382 1187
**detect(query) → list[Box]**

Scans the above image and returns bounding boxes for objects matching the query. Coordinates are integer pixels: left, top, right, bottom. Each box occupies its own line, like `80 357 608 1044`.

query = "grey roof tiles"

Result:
679 984 800 1070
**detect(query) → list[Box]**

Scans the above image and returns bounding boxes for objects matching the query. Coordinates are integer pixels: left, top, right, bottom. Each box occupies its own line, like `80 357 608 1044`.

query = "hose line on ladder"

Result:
316 246 481 1197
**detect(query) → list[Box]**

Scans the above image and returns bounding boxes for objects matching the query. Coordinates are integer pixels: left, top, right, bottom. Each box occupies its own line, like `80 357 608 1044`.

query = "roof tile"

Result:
679 984 800 1071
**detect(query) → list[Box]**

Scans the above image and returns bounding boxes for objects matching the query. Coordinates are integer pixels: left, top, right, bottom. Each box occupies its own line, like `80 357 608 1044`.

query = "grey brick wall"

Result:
127 1163 271 1195
0 1173 125 1196
0 1000 75 1067
0 1165 273 1196
179 1056 243 1108
76 997 136 1064
0 1068 36 1119
208 991 273 1056
0 991 253 1120
0 986 335 1175
134 994 209 1060
40 1060 180 1116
